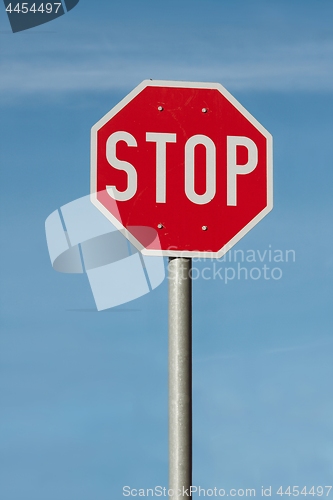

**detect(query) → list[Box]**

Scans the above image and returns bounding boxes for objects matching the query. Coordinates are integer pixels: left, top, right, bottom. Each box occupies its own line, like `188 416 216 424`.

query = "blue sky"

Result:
0 1 333 499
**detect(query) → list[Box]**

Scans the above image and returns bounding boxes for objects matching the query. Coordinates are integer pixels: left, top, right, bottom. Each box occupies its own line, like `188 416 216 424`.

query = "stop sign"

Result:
91 80 273 258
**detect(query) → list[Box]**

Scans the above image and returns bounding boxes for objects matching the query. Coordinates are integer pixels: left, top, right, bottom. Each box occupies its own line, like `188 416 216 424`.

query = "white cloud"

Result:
1 34 332 94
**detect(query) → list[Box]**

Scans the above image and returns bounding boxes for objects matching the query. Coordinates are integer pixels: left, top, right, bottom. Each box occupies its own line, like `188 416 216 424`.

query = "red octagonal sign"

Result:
91 80 273 258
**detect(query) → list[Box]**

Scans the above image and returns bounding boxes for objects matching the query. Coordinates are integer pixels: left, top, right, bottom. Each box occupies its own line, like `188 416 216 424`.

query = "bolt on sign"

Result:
91 80 273 258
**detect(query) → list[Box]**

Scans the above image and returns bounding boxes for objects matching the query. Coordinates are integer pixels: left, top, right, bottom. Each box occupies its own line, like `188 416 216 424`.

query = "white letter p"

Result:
227 136 258 206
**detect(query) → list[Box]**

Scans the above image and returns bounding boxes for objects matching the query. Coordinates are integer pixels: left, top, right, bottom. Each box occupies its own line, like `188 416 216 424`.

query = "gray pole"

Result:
168 257 192 499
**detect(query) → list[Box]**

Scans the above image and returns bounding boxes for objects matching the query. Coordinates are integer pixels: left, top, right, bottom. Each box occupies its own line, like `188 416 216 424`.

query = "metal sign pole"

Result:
168 257 192 499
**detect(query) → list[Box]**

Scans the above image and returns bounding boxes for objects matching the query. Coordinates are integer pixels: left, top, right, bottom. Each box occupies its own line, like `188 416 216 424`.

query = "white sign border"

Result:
91 79 273 259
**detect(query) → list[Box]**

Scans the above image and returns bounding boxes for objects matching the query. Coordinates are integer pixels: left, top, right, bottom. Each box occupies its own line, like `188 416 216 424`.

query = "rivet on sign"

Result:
202 108 208 113
202 225 208 231
158 106 164 111
157 223 164 229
